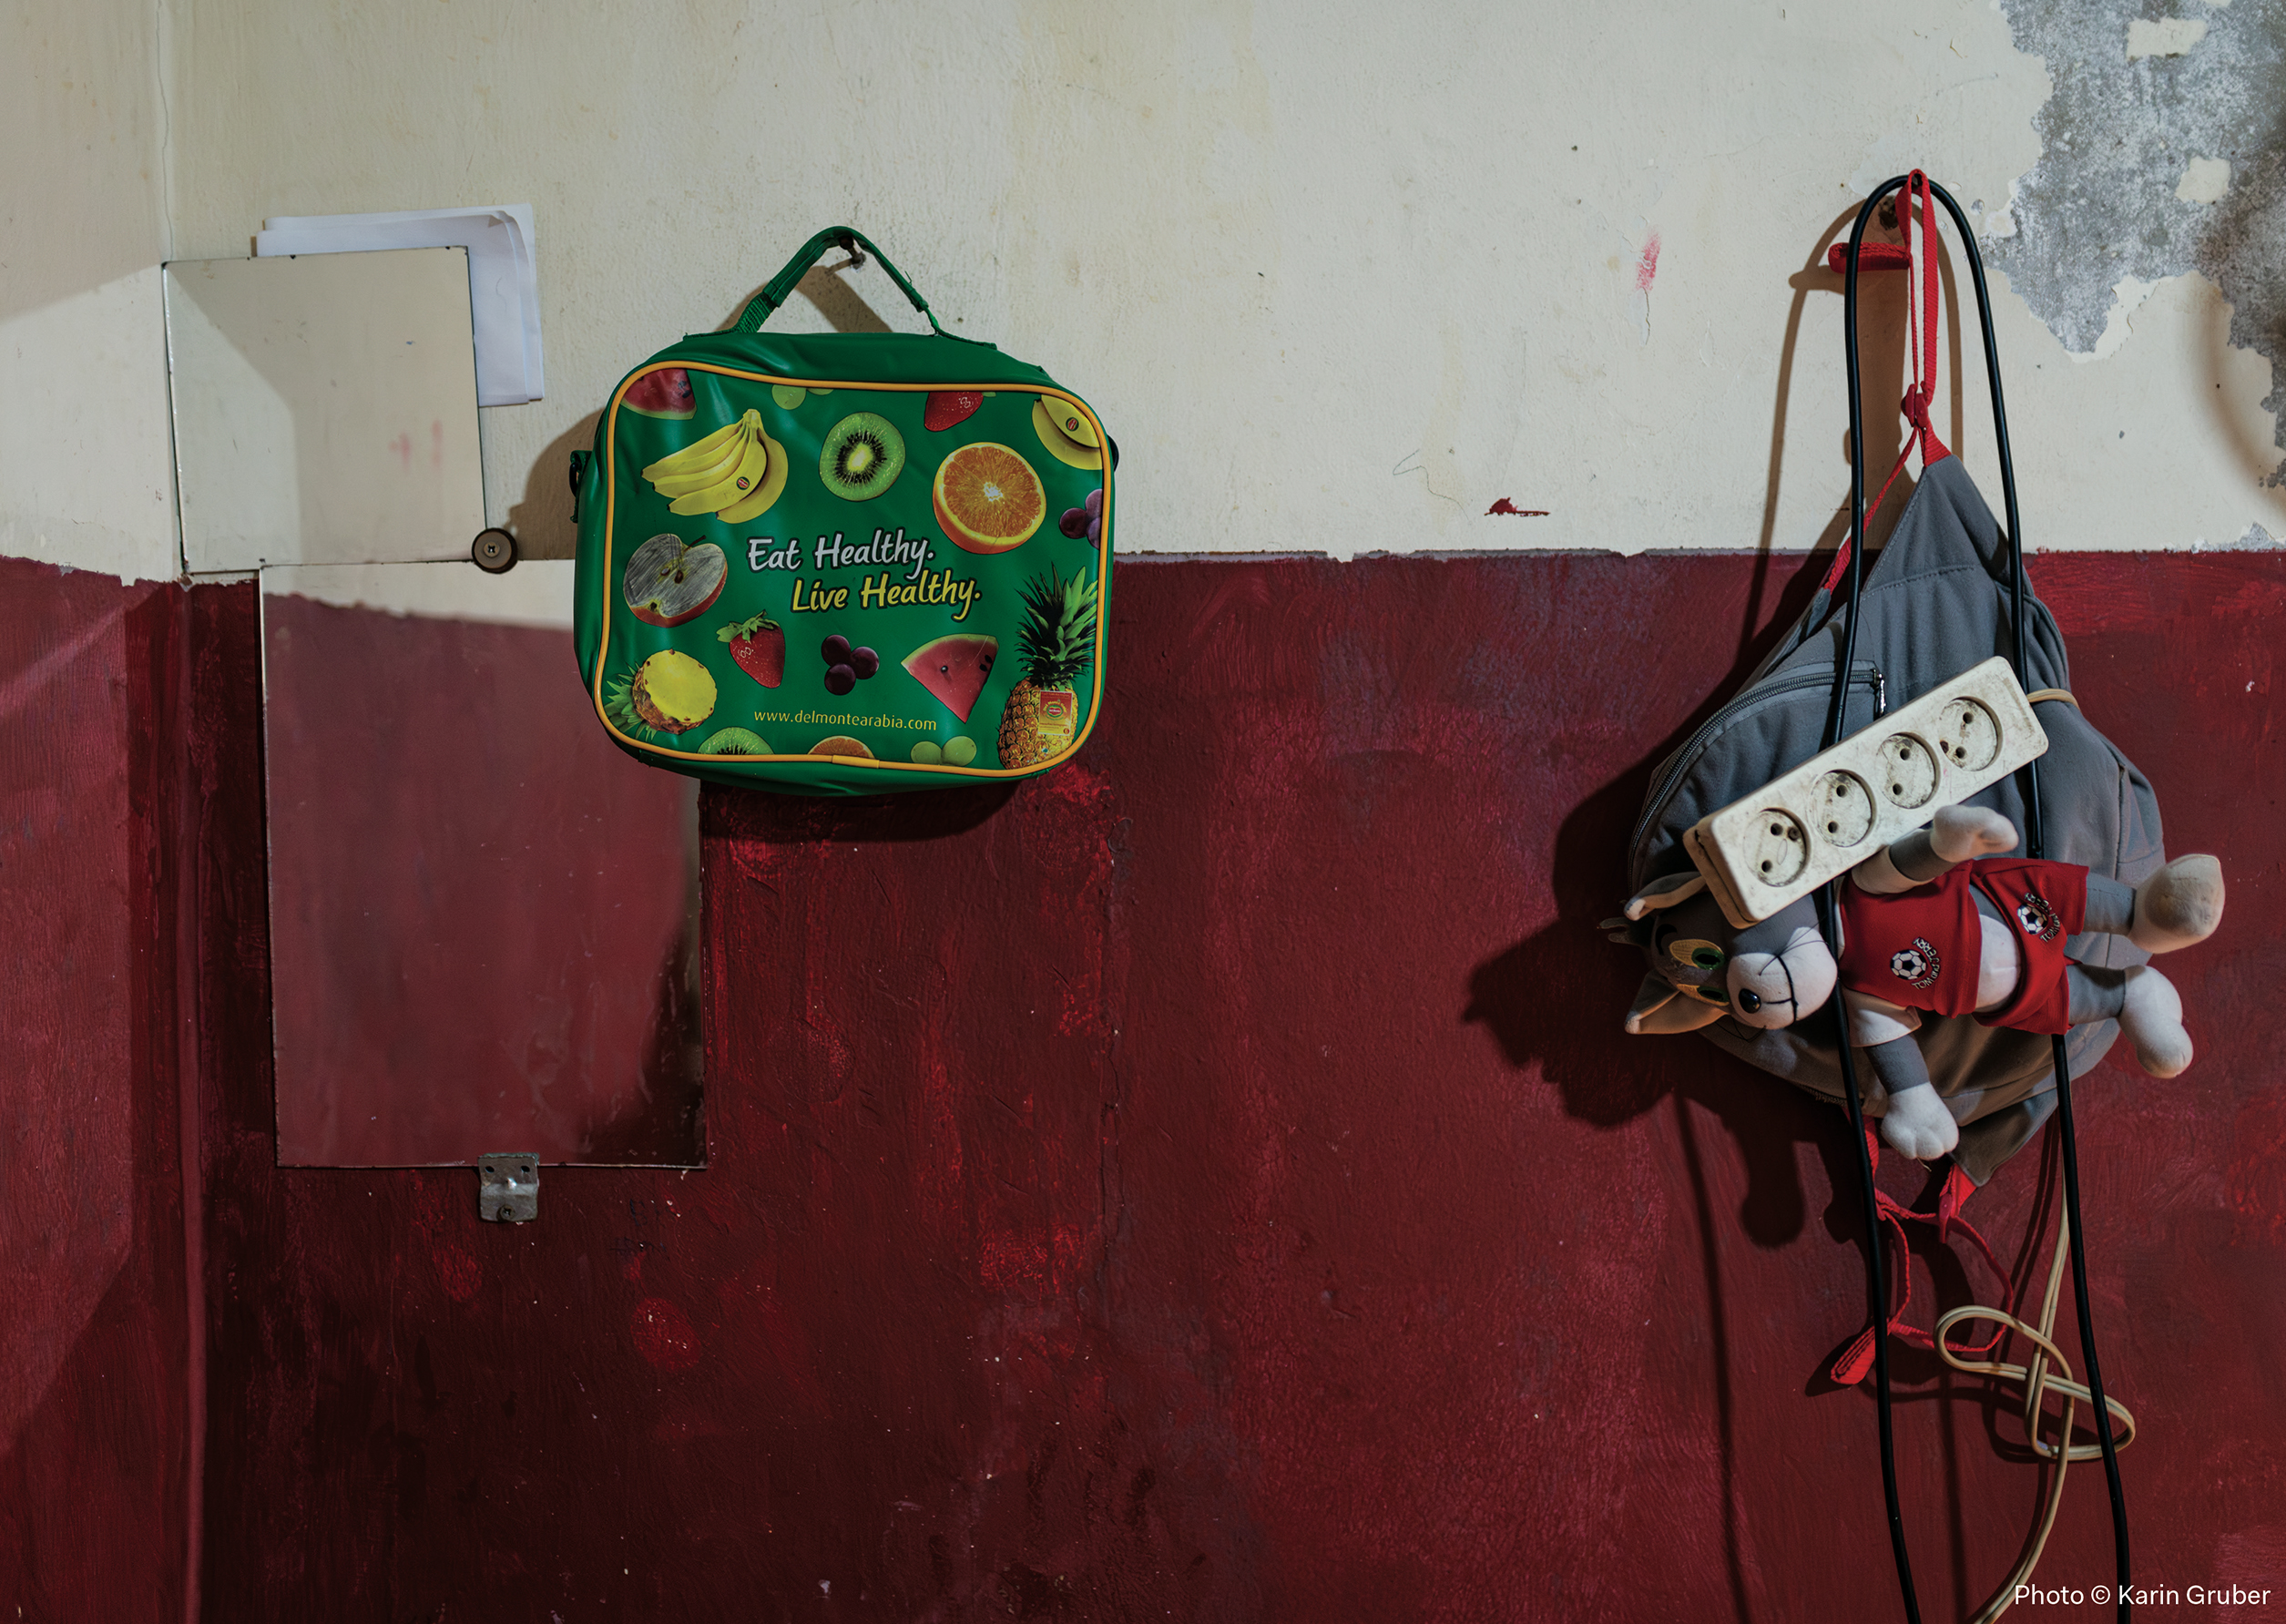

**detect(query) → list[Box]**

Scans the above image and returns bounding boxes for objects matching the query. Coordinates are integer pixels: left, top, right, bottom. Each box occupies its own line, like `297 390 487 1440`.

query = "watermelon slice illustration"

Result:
624 367 696 419
901 634 997 722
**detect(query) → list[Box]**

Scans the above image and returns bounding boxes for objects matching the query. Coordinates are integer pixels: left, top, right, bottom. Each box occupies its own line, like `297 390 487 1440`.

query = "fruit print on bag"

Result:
604 650 717 740
586 347 1109 788
997 564 1096 767
818 633 881 697
623 367 696 420
717 612 785 687
642 410 789 524
820 413 906 501
1032 394 1102 470
901 634 996 722
626 535 728 628
923 390 984 431
932 442 1046 555
699 727 771 754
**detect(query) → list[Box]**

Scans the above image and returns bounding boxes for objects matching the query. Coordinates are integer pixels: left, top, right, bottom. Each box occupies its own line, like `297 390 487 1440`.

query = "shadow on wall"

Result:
701 778 1017 847
785 263 894 334
505 410 598 561
1461 540 1860 1251
573 914 706 1165
2198 103 2286 501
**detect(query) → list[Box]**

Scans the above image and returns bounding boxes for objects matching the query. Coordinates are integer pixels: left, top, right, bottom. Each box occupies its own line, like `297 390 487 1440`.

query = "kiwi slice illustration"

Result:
698 727 771 755
819 412 906 501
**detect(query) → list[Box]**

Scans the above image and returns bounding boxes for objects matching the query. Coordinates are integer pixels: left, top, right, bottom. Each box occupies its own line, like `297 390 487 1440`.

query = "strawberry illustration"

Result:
924 390 985 432
717 612 785 688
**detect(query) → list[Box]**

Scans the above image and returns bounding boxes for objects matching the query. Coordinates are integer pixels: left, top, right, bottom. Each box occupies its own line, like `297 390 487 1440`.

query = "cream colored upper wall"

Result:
1 0 180 582
2 2 168 321
11 0 2282 581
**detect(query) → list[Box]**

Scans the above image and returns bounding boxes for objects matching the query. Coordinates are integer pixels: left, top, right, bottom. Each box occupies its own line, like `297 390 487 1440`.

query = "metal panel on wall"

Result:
164 249 485 571
260 562 702 1166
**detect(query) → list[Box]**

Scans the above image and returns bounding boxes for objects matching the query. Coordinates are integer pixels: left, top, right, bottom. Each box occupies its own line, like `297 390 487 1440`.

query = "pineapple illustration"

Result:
996 564 1098 766
603 649 717 740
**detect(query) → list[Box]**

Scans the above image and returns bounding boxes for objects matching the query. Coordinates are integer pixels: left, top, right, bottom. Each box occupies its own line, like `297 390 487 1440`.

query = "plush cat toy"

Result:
1607 805 2224 1160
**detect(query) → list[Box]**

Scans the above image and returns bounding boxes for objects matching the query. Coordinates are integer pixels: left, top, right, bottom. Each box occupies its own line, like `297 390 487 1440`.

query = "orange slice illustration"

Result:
930 442 1046 554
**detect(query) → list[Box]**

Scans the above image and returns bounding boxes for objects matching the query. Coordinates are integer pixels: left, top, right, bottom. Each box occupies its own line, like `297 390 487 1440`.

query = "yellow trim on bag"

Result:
591 363 1114 776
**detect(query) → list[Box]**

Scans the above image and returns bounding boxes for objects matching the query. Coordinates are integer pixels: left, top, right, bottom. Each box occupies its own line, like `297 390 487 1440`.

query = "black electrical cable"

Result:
1837 173 2133 1622
1931 175 2133 1623
1827 180 1922 1624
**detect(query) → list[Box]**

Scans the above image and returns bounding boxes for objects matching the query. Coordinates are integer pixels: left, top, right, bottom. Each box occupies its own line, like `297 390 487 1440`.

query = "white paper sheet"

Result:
256 205 543 406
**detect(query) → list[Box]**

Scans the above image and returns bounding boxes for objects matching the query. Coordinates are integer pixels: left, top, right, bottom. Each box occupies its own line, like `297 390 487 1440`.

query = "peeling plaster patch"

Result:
2126 16 2210 57
2177 156 2233 202
2191 523 2281 548
1989 0 2286 452
2075 275 2163 362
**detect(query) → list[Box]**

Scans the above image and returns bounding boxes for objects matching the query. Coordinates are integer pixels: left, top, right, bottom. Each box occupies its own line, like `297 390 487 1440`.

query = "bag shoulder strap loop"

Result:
1820 169 1954 595
734 228 947 337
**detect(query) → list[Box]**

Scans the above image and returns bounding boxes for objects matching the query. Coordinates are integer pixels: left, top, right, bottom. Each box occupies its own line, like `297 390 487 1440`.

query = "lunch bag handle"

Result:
733 227 947 336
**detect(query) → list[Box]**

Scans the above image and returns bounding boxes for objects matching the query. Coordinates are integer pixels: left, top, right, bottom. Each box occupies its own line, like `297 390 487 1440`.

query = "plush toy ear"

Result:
1624 973 1726 1035
1622 870 1708 922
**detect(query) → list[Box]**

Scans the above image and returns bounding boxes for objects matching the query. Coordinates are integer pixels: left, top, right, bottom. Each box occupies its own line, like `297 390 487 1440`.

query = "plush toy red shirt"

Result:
1835 858 2087 1034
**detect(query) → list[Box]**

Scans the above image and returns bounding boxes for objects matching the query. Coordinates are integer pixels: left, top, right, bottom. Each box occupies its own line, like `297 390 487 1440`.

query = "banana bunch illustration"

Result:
641 408 789 524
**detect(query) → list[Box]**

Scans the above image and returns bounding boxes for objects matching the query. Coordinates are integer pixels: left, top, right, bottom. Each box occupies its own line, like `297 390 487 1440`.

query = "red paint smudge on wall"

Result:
631 1296 701 1372
979 1230 1051 1294
2226 1093 2286 1247
1636 231 1662 293
434 1246 481 1303
1486 499 1549 516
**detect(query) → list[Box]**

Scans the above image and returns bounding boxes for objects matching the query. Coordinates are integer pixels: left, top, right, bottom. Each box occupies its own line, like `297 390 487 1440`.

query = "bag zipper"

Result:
1629 661 1886 862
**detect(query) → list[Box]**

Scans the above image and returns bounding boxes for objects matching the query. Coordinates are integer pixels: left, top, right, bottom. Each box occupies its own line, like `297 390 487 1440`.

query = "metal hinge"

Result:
478 1152 539 1222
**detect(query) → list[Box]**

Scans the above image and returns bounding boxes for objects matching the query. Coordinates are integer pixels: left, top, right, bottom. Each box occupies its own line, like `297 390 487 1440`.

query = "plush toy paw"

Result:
2118 964 2193 1078
2130 854 2224 954
1928 803 2017 864
1879 1082 1960 1161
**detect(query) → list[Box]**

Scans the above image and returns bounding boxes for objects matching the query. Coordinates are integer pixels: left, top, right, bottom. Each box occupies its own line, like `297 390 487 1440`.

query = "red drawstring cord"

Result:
1832 1135 2013 1386
1821 170 1952 595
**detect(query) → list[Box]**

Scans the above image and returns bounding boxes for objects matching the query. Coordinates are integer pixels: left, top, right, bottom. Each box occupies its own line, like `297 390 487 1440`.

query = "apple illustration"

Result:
623 534 728 628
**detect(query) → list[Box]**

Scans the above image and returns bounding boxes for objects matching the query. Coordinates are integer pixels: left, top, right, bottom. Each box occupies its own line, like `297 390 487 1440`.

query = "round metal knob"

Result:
472 527 517 574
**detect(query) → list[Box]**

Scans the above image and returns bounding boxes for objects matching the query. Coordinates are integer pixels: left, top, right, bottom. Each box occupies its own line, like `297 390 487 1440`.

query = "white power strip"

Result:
1684 656 2049 927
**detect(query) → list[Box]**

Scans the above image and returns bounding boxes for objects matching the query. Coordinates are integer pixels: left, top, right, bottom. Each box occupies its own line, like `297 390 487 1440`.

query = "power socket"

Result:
1683 657 2049 927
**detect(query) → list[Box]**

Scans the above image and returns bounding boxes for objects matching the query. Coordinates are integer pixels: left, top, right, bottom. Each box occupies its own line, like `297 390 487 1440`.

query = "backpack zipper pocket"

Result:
1629 661 1885 864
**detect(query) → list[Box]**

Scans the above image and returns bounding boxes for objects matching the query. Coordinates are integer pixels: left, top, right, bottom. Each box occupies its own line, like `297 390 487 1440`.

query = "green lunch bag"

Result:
572 228 1114 794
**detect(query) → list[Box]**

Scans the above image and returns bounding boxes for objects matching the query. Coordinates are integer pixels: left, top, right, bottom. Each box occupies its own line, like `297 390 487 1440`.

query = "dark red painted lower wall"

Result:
5 546 2282 1619
0 564 190 1620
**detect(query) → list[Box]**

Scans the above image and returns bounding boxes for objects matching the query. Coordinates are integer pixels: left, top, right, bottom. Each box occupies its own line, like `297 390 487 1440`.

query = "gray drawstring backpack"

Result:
1627 455 2164 1186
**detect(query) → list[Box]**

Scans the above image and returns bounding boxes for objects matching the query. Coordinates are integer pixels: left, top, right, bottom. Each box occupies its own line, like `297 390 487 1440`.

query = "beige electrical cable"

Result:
1934 1200 2138 1623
